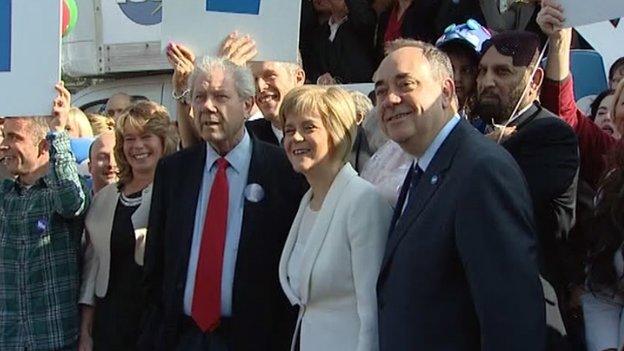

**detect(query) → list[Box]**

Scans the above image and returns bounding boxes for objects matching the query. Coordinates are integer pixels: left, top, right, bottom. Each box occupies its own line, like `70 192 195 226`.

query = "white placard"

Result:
0 0 61 117
576 21 624 78
101 0 162 45
162 0 301 63
562 0 624 27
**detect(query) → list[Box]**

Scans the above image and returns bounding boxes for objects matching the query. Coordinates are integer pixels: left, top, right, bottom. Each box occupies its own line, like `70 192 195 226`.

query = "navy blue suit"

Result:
377 119 546 351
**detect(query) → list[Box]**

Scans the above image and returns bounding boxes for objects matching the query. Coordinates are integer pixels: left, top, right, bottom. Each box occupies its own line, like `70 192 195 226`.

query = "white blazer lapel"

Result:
131 184 152 266
279 189 313 305
298 164 357 304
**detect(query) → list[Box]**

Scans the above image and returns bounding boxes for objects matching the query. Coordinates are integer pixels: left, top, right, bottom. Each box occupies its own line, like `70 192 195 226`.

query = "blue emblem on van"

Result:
117 0 162 26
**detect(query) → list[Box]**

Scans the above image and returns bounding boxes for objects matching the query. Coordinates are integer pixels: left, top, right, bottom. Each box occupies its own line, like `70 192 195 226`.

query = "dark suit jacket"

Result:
377 119 546 351
139 139 305 351
246 119 279 146
502 102 579 290
303 0 377 83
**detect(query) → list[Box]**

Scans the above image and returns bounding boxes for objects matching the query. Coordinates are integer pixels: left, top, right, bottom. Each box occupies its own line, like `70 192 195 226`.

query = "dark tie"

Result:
403 164 423 213
192 157 229 332
388 163 423 236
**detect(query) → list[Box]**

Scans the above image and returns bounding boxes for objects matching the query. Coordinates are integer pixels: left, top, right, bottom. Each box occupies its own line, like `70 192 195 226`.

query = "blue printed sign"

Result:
206 0 260 15
163 0 299 62
0 0 11 72
117 0 162 25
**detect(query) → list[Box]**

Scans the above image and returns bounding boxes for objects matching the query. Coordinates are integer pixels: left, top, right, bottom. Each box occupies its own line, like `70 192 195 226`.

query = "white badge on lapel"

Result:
244 183 265 203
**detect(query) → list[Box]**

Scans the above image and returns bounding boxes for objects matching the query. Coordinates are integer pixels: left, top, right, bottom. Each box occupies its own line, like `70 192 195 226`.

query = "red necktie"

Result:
192 157 229 332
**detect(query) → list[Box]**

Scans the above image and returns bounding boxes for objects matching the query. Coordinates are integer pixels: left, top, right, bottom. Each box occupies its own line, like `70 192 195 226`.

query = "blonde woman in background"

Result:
68 107 94 138
78 101 178 351
278 86 392 351
87 113 116 135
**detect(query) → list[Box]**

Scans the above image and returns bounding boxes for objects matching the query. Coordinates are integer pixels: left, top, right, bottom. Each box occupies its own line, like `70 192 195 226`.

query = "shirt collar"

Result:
205 129 252 175
415 114 460 172
329 15 348 27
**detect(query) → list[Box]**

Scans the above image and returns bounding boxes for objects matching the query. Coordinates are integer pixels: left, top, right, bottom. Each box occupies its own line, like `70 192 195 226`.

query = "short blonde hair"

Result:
114 101 179 186
280 85 358 163
87 113 115 135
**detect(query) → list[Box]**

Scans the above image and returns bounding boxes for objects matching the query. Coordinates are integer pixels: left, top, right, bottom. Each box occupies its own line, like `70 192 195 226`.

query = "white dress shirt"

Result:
286 205 318 300
184 131 252 316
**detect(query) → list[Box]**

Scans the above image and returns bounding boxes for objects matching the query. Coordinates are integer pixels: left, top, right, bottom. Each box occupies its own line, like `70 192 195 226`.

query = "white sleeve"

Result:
581 292 623 351
347 188 393 351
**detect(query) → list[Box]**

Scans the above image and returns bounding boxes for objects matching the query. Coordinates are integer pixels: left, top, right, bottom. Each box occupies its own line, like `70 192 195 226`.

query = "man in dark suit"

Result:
373 39 545 350
139 56 304 351
247 57 305 145
476 31 579 347
301 0 377 83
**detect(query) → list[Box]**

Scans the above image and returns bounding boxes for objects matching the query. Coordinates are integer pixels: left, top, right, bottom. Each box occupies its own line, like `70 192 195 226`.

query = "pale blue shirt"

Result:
184 131 252 316
402 115 460 213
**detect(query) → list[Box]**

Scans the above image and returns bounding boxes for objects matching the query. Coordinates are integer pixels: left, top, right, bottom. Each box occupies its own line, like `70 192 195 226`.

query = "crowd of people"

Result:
1 0 624 350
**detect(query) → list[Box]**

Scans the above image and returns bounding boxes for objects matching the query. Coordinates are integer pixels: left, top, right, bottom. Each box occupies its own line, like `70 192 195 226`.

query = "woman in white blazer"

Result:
278 86 393 351
78 101 178 351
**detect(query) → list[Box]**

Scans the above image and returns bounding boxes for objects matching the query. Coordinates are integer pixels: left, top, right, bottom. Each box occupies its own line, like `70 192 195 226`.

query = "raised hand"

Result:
536 0 566 37
219 31 258 66
166 42 196 99
48 82 71 132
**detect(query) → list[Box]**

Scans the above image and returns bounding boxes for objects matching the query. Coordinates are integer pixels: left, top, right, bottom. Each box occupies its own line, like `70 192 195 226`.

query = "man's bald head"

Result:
88 131 118 192
105 93 132 121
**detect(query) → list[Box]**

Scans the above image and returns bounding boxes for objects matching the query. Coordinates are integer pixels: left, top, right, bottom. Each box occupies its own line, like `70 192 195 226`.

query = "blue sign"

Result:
0 0 11 72
117 0 162 26
206 0 260 15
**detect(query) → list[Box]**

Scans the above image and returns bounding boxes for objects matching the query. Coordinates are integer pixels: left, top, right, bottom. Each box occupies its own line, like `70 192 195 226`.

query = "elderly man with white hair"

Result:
139 56 305 351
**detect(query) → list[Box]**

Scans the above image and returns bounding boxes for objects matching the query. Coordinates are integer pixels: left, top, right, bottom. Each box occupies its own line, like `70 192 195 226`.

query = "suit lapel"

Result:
177 144 207 271
509 102 540 130
380 121 467 272
298 164 357 304
279 190 313 305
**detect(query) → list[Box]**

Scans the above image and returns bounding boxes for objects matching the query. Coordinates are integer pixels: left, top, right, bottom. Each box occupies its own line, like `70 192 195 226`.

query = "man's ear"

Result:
295 68 306 86
531 67 544 90
243 96 255 117
441 78 456 109
38 138 50 157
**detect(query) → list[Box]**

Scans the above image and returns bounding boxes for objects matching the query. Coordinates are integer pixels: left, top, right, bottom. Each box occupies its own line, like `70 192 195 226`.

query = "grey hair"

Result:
8 117 49 143
385 39 454 82
188 56 255 100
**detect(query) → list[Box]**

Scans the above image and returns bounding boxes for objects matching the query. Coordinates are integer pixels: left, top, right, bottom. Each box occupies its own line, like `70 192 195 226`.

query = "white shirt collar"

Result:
271 123 283 143
328 15 348 42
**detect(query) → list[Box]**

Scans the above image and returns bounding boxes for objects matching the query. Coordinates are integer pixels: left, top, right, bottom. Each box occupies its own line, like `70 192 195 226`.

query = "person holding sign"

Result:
0 83 90 350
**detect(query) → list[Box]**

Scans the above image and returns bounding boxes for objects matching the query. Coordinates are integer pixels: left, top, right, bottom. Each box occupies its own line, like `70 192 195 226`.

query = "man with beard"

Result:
476 30 579 348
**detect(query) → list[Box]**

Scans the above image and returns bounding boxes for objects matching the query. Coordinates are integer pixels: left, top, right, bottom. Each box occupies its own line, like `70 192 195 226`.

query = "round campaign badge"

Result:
244 183 265 203
117 0 162 26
